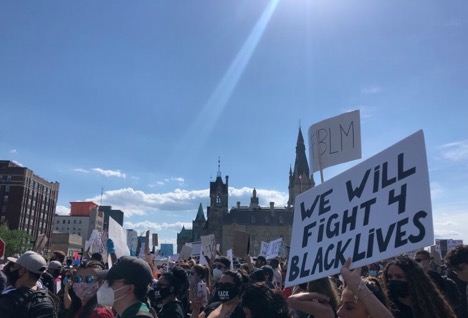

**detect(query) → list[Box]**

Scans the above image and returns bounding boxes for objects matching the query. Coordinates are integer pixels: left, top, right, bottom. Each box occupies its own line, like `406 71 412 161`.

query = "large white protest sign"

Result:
191 242 201 257
108 217 130 258
286 130 433 287
266 238 283 259
308 110 361 173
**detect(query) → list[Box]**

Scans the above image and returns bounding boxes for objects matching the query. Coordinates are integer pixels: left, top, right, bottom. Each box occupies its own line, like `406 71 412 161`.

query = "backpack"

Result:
8 286 58 318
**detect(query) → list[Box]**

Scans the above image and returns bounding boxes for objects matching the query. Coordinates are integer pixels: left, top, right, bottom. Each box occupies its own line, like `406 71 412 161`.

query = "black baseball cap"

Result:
97 256 152 289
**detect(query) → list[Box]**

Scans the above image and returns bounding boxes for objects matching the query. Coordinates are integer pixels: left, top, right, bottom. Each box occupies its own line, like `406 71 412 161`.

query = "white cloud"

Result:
84 186 288 217
55 205 70 215
74 168 90 174
430 182 444 199
92 168 127 178
148 177 185 188
361 86 382 95
124 220 191 232
343 106 376 119
9 149 17 154
433 202 468 242
438 140 468 162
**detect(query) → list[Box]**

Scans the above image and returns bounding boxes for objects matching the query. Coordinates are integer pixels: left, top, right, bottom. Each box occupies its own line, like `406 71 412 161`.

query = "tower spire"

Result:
217 156 222 177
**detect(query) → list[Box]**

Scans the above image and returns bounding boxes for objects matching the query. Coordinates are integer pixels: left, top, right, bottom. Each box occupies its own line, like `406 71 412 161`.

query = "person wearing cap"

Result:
96 256 155 318
0 250 57 318
41 260 63 294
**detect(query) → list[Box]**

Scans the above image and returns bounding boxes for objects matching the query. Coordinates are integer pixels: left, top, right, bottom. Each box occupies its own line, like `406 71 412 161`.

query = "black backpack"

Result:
7 286 58 318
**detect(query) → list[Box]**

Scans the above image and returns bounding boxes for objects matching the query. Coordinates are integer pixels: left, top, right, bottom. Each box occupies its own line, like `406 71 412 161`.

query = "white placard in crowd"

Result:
191 242 201 257
179 245 192 260
201 234 217 262
266 238 283 259
259 241 269 257
226 249 234 269
286 130 433 287
308 110 361 173
108 217 130 258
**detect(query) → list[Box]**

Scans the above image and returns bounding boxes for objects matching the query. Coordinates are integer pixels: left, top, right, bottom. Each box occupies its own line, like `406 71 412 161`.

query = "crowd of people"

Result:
1 242 468 318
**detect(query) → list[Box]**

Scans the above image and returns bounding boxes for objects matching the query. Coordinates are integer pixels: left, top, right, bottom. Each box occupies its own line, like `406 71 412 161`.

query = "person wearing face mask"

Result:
0 250 57 318
383 256 457 318
200 270 246 318
153 270 187 318
96 256 155 318
65 261 114 318
209 257 231 303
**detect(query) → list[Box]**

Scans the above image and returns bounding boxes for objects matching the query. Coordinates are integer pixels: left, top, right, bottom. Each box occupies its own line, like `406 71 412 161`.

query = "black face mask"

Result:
155 286 172 300
217 283 238 302
387 280 410 298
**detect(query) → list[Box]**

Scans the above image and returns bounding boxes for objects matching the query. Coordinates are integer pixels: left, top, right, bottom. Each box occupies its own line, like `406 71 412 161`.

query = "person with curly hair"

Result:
383 255 457 318
242 283 293 318
288 258 393 318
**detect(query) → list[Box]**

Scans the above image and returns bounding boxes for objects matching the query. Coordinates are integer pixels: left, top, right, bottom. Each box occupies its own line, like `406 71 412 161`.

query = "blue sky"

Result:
1 0 467 250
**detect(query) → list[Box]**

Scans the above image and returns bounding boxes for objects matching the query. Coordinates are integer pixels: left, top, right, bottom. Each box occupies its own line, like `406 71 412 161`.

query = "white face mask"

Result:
97 281 128 307
212 268 223 281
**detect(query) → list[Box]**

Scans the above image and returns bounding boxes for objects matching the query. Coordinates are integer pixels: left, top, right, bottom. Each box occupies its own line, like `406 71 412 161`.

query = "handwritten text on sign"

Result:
286 130 433 287
308 110 361 173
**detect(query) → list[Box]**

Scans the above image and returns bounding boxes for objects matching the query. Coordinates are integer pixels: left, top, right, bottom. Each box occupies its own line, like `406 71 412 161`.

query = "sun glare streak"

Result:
178 0 280 157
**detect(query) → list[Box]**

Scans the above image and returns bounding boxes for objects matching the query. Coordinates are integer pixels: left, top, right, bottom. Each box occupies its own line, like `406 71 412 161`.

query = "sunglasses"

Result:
73 275 96 284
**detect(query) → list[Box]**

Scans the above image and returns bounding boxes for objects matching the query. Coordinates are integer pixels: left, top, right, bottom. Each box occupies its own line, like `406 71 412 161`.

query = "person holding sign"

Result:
383 256 456 318
288 258 392 318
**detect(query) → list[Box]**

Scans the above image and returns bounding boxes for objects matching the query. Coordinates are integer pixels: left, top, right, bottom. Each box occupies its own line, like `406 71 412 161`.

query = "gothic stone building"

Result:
177 128 315 255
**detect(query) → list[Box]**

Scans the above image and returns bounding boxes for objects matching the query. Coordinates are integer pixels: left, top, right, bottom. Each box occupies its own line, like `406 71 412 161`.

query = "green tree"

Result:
0 225 32 257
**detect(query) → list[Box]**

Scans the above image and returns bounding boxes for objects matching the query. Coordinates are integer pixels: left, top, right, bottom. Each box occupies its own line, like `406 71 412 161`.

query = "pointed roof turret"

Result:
288 127 315 208
195 203 206 222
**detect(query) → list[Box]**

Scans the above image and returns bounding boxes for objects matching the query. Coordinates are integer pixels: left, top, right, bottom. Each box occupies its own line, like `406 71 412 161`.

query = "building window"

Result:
6 175 11 182
5 185 10 192
265 216 270 224
68 220 70 224
1 206 6 213
251 216 256 224
63 220 66 224
3 195 8 202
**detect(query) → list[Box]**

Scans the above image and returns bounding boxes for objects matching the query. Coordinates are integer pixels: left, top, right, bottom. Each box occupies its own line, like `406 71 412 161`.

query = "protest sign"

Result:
286 130 433 287
108 217 130 258
266 238 283 259
259 241 269 257
226 249 234 269
191 241 201 257
232 230 250 257
179 245 192 260
33 234 48 253
308 110 361 174
201 234 217 263
127 230 138 256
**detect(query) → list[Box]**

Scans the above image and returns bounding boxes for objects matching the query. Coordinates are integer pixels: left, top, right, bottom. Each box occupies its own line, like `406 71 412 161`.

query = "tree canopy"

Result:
0 225 32 257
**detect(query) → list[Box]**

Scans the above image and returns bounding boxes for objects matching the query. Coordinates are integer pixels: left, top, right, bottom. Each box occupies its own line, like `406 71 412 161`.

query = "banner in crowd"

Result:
308 110 361 173
286 130 434 287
